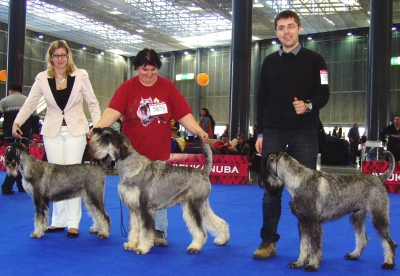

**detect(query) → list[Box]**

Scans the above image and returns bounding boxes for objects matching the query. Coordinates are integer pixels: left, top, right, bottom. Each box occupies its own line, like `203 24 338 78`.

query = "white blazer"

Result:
15 69 101 137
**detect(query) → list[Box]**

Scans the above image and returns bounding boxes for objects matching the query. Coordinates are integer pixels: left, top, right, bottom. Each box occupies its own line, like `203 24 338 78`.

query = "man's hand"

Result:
293 97 307 114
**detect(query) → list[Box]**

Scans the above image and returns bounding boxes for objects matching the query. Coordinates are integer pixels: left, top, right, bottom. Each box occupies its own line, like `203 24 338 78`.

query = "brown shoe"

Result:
253 242 276 260
154 230 168 247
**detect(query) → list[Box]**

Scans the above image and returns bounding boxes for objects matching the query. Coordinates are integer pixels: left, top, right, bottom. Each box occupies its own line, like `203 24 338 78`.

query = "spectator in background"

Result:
332 126 339 138
347 122 360 164
380 115 400 161
338 127 343 139
0 83 37 195
212 133 233 153
231 133 251 159
199 108 215 138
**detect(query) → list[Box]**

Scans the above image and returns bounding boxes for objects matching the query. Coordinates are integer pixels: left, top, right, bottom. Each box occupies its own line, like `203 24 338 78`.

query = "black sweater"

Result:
256 47 330 134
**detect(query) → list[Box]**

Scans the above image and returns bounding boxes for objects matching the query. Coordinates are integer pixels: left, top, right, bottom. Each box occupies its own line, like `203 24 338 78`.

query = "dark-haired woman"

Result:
88 48 209 247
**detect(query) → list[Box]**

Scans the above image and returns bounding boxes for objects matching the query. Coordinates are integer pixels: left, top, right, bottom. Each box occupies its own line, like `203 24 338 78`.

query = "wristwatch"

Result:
306 101 312 112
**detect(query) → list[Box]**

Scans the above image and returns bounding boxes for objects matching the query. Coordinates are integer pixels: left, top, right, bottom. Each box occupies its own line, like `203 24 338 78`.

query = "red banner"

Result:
166 153 249 185
0 146 46 171
362 160 400 193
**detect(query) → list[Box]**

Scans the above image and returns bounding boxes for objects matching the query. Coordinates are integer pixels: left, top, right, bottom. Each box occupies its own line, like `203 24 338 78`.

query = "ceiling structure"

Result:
0 0 399 57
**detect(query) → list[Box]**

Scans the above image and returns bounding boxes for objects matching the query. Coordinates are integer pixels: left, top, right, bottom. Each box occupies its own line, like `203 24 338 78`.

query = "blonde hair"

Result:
46 40 77 78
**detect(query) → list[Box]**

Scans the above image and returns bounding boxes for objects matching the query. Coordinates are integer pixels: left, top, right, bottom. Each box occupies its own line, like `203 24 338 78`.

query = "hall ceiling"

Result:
0 0 399 57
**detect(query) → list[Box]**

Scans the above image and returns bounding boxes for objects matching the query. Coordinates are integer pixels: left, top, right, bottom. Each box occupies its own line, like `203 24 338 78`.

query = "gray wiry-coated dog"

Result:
259 151 396 272
90 127 230 254
5 143 110 239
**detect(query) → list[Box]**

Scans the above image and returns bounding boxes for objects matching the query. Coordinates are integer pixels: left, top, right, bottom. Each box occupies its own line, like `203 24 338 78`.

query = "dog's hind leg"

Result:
289 220 310 269
202 199 230 246
345 209 369 260
31 197 49 238
182 200 207 253
370 205 396 269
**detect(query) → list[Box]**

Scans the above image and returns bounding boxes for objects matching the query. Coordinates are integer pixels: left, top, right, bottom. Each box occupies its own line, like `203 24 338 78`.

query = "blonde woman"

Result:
12 40 101 238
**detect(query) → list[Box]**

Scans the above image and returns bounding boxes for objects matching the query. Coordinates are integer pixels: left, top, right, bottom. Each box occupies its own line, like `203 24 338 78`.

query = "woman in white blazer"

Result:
12 40 101 238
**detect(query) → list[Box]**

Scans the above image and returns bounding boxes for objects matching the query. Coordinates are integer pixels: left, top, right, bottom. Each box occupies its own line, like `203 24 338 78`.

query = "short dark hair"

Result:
133 48 162 70
274 10 301 30
236 133 245 140
8 83 22 92
220 133 228 139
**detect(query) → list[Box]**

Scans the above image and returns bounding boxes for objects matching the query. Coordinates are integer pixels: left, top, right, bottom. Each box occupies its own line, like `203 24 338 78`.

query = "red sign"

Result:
167 153 249 185
0 146 46 171
362 161 400 193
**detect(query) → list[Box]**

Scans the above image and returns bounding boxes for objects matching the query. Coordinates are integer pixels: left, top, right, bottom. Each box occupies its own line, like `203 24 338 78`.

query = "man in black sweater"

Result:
253 10 330 260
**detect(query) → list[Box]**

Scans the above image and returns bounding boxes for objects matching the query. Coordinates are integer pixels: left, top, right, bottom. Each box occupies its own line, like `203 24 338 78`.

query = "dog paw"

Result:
381 263 395 270
89 227 99 234
97 232 110 239
214 236 230 245
134 247 150 254
30 233 44 239
344 253 360 260
304 264 319 272
288 262 304 269
187 247 201 254
123 242 137 251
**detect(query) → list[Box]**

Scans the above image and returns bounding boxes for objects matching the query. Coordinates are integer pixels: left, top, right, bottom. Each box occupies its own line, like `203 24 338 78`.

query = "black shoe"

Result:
2 190 15 195
45 227 66 233
67 231 79 238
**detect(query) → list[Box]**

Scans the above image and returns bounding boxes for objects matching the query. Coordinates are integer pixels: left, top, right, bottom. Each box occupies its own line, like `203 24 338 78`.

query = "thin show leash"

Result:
112 157 127 238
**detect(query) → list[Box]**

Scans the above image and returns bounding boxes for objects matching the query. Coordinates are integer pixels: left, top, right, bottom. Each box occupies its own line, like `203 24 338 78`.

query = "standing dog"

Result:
90 127 230 254
5 143 110 239
259 151 396 272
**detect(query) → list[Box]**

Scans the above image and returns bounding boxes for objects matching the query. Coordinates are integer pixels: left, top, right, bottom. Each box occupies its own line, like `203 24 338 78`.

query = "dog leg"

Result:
134 206 155 254
289 220 310 269
82 194 111 239
300 221 322 272
182 201 207 253
370 207 396 269
124 210 140 251
202 199 230 246
31 197 49 238
345 209 369 260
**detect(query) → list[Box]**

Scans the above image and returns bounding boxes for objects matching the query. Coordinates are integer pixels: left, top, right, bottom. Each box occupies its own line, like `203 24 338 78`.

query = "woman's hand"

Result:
12 123 22 139
197 130 209 143
256 137 263 154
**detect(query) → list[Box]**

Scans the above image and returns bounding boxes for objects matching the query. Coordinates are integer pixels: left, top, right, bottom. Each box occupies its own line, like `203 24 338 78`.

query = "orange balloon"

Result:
0 70 6 82
197 73 209 86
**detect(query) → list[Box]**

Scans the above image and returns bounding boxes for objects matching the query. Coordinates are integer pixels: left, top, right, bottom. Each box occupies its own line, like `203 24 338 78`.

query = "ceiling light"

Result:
81 45 86 50
272 40 277 44
108 10 123 15
392 26 397 31
99 50 105 55
307 36 313 40
210 48 215 52
184 51 188 55
253 0 264 8
38 33 43 38
347 32 353 36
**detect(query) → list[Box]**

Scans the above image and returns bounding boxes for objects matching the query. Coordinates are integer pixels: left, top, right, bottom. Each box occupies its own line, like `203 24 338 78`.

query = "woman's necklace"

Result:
55 75 66 89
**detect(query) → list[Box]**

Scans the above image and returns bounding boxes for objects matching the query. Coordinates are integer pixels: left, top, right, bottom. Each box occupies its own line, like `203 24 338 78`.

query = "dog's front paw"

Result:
31 232 44 239
344 253 360 260
381 263 395 270
89 226 99 234
304 264 319 272
134 246 151 254
123 242 138 251
97 232 110 239
187 247 201 254
288 261 304 269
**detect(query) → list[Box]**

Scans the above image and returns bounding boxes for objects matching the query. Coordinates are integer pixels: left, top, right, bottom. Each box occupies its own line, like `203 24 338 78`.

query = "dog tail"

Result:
196 136 213 175
379 151 395 182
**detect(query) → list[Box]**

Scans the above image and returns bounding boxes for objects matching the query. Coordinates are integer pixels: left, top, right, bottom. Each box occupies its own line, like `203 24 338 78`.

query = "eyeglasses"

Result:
51 54 68 59
276 24 298 32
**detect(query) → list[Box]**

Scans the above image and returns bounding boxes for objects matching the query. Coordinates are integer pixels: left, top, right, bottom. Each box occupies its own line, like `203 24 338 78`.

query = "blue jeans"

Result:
260 127 318 243
155 160 168 236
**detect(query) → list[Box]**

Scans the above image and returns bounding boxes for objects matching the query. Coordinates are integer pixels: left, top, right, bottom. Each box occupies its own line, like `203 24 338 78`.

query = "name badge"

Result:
149 102 168 116
320 70 328 85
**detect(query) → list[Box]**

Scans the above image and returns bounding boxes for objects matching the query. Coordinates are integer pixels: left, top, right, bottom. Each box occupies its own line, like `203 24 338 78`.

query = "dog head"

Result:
4 143 29 177
258 151 286 195
90 127 131 161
